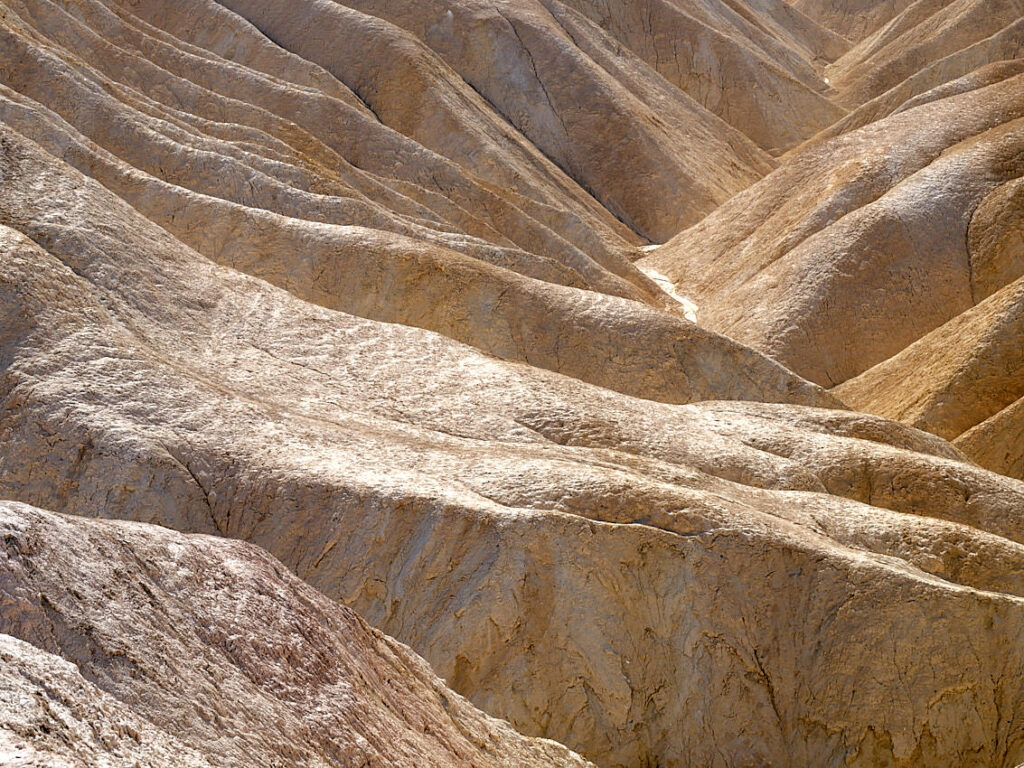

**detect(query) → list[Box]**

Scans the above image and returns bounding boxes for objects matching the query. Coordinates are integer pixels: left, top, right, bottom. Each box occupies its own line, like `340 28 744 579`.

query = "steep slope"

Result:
0 0 835 409
548 0 848 152
0 0 650 291
0 501 592 768
640 71 1024 387
123 0 774 242
4 0 1024 766
1 635 217 768
815 50 1024 140
957 399 1024 481
834 274 1024 480
2 111 1024 768
825 0 1024 107
791 0 918 42
329 0 775 234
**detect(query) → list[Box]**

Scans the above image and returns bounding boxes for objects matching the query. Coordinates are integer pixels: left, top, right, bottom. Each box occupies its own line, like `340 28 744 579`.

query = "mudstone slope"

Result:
0 501 593 768
1 0 1023 767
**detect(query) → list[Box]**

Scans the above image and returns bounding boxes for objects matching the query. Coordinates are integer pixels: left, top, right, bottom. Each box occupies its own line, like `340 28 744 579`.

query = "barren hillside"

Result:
1 1 1022 767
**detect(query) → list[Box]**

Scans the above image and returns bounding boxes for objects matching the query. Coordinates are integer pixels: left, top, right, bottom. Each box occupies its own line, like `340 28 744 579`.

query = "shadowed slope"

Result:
0 0 841 407
791 0 917 42
334 0 776 235
811 33 1024 140
546 0 849 152
0 502 592 768
835 274 1024 480
3 0 1024 766
640 72 1024 387
126 0 774 242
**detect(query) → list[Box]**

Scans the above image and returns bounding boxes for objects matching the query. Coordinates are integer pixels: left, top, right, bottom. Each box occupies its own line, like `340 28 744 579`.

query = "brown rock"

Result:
0 501 592 768
834 276 1024 480
791 0 917 42
172 0 773 241
957 397 1024 480
549 0 848 152
2 1 1024 767
0 0 838 408
969 175 1024 302
812 45 1024 140
825 0 1024 107
1 633 216 768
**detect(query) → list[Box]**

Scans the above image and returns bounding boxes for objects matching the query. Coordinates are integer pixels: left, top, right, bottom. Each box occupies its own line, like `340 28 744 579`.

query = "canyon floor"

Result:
0 0 1023 766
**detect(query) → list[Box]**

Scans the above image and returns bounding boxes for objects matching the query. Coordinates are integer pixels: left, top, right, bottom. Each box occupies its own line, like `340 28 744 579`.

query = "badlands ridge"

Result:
0 0 1022 766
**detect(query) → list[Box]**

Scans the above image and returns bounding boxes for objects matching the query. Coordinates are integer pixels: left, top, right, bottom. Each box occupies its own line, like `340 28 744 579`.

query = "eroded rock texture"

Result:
2 113 1024 766
0 501 592 768
2 0 1024 766
641 70 1024 389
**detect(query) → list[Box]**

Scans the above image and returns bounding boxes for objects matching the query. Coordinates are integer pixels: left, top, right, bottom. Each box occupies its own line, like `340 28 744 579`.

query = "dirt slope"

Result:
2 0 1024 766
641 71 1024 388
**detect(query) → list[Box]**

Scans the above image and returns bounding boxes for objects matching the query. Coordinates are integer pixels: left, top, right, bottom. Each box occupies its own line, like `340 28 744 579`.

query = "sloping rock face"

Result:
1 634 217 768
834 274 1024 480
824 0 1024 107
641 70 1024 388
424 0 848 154
637 4 1024 481
3 0 1024 767
309 0 775 235
0 0 776 249
2 111 1024 768
0 0 843 409
0 501 592 768
815 48 1024 140
791 0 918 43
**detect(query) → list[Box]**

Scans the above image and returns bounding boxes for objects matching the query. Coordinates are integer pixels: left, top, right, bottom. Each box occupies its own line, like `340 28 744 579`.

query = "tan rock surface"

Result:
812 39 1024 140
824 0 1024 107
969 174 1024 303
1 634 216 768
1 0 648 283
452 0 848 154
2 0 1024 767
640 71 1024 386
333 0 775 235
957 397 1024 481
834 275 1024 480
0 501 592 768
791 0 917 42
0 0 841 408
2 110 1024 767
128 0 774 242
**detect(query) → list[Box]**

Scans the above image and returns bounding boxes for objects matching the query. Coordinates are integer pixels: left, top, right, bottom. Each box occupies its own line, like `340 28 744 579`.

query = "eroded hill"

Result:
1 0 1023 767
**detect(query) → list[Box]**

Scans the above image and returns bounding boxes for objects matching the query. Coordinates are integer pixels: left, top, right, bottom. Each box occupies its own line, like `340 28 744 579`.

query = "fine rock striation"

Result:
641 68 1024 387
0 0 839 408
1 0 1024 767
2 110 1024 767
545 0 849 153
0 501 592 768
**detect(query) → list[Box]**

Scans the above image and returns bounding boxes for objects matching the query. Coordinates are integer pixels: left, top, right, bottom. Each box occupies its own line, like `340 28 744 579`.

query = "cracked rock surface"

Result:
2 0 1024 766
0 501 592 768
2 116 1024 766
